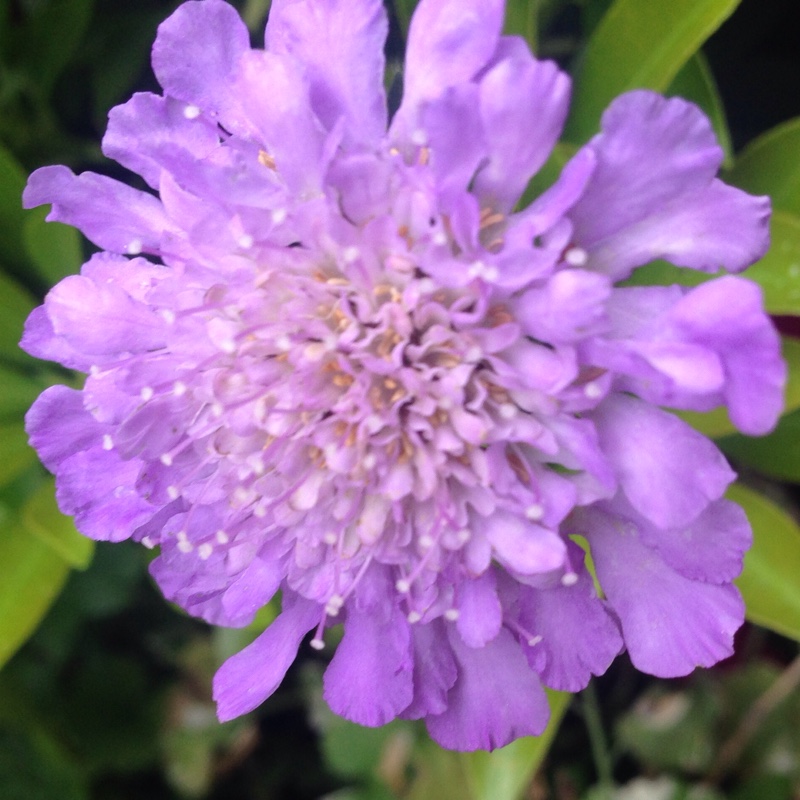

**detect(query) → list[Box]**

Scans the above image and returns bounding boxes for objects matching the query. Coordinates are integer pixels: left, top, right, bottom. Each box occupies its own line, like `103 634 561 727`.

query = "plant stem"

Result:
582 680 614 792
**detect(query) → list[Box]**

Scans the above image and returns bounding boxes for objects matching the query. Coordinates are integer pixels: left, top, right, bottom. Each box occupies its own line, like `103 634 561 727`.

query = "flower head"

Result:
22 0 784 750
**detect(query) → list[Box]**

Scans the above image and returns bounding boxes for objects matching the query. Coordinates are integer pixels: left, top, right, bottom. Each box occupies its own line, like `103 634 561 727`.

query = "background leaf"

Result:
729 483 800 641
728 117 800 216
565 0 742 143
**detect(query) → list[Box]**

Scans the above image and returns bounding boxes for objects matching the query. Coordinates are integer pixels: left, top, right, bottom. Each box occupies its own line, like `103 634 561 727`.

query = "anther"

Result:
183 104 201 119
407 611 422 623
525 504 544 521
584 382 603 399
126 239 143 256
444 608 460 622
140 386 154 402
198 543 213 560
396 578 411 593
215 530 229 544
102 434 114 451
271 208 287 224
309 637 325 651
561 572 579 587
564 246 588 267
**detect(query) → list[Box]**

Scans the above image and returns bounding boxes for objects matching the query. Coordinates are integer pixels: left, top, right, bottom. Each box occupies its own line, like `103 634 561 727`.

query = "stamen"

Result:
183 104 201 119
126 239 143 256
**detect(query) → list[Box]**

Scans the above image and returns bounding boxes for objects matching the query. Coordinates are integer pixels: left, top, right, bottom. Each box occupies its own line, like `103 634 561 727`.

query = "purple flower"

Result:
21 0 784 751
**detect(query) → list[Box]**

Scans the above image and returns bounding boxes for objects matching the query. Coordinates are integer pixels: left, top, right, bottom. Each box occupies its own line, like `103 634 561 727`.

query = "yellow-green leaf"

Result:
565 0 741 143
727 116 800 217
729 483 800 642
0 503 70 668
21 478 93 570
0 422 38 487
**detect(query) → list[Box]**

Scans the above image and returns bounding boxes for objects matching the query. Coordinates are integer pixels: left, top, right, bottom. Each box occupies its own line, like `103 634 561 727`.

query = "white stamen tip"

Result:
275 334 292 353
325 603 340 617
173 381 187 396
102 434 114 451
561 572 579 587
309 637 325 651
167 486 180 500
457 528 471 544
215 530 229 544
211 402 224 417
528 635 543 647
396 579 411 594
584 382 603 399
238 234 254 249
160 453 173 466
141 536 155 549
89 365 101 376
271 208 287 225
362 453 377 470
525 504 544 521
419 534 434 550
183 104 201 119
410 128 427 146
407 611 422 623
364 414 383 434
432 231 448 247
220 338 237 354
323 532 338 546
499 403 517 420
343 246 360 264
465 345 482 363
126 239 143 256
177 539 193 553
564 246 588 267
160 309 177 325
140 386 154 402
198 543 213 560
444 608 460 622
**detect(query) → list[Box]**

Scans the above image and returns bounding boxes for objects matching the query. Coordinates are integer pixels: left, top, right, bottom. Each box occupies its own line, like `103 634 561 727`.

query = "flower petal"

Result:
266 0 388 145
401 620 457 719
24 166 173 255
425 626 549 751
570 91 770 278
584 503 745 677
519 560 622 692
592 394 735 528
323 603 414 726
474 53 570 211
455 568 502 647
152 0 250 130
214 592 320 721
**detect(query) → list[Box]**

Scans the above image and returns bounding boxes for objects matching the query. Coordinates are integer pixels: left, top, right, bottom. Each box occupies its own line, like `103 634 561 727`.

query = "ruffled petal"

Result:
637 498 752 584
478 509 567 575
592 394 735 528
23 166 174 255
214 592 320 721
323 603 414 726
266 0 388 145
425 626 549 751
519 557 623 692
233 51 328 196
103 93 221 189
401 620 457 719
570 91 770 278
25 386 102 472
44 274 168 355
396 0 504 133
665 277 785 435
455 568 502 647
474 52 570 211
584 503 745 676
151 0 250 131
55 448 152 541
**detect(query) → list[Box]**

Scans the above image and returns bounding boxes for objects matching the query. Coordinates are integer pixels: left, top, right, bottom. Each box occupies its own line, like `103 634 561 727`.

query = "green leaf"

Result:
0 271 37 368
727 117 800 217
740 212 800 315
15 0 94 96
0 504 70 669
23 207 84 287
504 0 537 51
718 410 800 483
0 423 38 488
21 479 93 570
459 689 572 800
0 366 43 421
728 483 800 642
0 142 29 273
667 53 733 168
565 0 741 143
